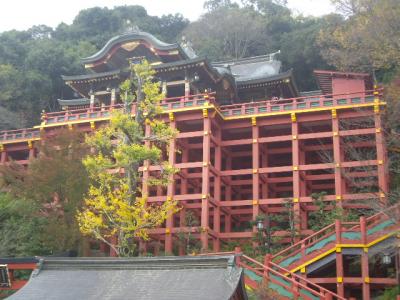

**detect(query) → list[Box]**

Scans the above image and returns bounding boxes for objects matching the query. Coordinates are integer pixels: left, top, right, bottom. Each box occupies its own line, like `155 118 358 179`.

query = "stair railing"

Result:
272 222 336 264
237 251 345 300
272 204 400 268
200 250 344 300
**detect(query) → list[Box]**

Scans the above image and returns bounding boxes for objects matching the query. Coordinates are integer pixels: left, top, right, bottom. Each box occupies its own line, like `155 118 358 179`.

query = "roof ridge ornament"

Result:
180 36 197 59
269 50 281 61
123 20 141 34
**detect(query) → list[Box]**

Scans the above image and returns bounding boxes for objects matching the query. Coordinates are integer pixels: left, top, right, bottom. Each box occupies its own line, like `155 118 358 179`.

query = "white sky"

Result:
0 0 335 33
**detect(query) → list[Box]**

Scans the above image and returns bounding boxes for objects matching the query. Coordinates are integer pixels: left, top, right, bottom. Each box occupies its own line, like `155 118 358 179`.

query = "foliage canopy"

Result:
77 60 179 257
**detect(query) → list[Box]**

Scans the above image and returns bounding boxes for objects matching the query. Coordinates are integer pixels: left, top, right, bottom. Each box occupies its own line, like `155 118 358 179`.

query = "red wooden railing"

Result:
158 92 216 111
0 90 381 143
272 204 400 268
220 89 380 117
0 128 40 143
41 93 216 125
43 104 123 125
200 249 344 300
239 254 344 300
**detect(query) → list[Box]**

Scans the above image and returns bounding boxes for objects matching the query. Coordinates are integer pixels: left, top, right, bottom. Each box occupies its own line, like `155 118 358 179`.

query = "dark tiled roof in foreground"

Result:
8 255 246 300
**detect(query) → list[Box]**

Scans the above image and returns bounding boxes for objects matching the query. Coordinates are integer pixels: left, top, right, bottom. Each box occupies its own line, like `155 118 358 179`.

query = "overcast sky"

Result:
0 0 335 33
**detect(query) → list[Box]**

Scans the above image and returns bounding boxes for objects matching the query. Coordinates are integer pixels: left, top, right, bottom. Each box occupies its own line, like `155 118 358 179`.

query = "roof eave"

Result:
81 32 183 65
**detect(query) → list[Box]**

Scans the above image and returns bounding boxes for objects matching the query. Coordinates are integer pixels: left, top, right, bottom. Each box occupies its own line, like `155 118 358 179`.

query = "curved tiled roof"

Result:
236 69 293 86
81 31 195 64
61 70 121 82
212 54 282 85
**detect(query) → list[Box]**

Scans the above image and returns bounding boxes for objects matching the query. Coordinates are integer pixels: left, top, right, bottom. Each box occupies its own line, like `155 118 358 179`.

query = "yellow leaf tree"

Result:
77 59 179 257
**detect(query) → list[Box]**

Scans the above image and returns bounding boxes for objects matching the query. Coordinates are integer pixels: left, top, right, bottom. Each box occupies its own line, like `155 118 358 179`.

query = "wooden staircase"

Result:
206 205 400 299
272 205 400 273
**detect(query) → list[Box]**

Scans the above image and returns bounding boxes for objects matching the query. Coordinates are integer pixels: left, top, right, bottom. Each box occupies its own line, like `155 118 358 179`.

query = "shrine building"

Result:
1 29 398 300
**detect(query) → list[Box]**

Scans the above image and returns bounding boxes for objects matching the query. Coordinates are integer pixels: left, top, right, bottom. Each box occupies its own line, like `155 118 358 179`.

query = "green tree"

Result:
0 193 47 256
184 5 266 60
176 211 201 255
319 0 400 75
0 129 89 254
77 60 179 257
308 192 358 231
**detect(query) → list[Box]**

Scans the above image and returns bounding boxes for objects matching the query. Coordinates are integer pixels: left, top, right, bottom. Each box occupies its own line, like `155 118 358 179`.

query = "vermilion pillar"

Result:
374 113 389 199
332 109 344 206
261 145 268 199
335 220 344 297
213 125 221 251
252 118 260 228
142 122 151 198
179 207 186 255
360 216 370 300
0 146 6 164
291 114 301 231
225 155 232 233
180 144 188 254
201 113 211 252
141 122 151 253
28 141 35 160
165 117 176 254
181 143 189 195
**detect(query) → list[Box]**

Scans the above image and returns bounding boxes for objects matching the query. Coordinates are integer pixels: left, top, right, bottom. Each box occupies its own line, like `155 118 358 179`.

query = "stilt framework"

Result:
0 89 388 257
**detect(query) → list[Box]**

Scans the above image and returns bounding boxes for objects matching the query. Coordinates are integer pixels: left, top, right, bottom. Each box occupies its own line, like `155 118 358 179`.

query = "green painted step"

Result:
244 269 319 299
279 219 395 269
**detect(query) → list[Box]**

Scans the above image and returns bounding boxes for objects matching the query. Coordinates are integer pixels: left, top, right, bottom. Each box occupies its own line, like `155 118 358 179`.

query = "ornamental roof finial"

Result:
123 20 140 34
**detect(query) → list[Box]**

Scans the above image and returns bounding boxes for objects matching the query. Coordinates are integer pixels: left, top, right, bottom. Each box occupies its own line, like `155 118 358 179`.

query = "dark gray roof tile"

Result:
8 256 246 300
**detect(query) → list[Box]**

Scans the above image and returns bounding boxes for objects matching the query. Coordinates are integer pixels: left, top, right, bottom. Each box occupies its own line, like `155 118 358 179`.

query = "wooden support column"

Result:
28 141 35 160
181 145 189 195
291 113 301 232
252 117 260 226
0 145 6 164
335 220 345 297
142 121 151 200
165 117 176 254
110 236 118 257
225 155 232 233
299 140 307 229
201 113 211 252
332 109 344 207
178 142 189 255
141 120 151 257
139 240 147 256
179 207 186 255
299 144 307 197
374 112 389 200
213 126 221 252
360 216 370 300
261 145 268 199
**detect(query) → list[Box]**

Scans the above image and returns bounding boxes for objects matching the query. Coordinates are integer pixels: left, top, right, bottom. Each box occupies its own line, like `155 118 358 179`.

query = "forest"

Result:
0 0 399 131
